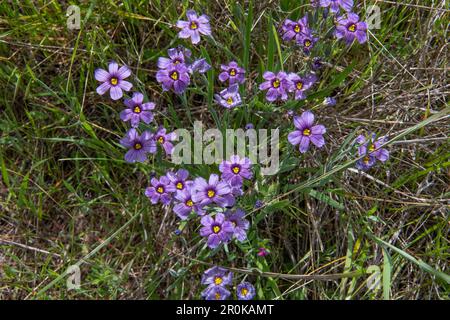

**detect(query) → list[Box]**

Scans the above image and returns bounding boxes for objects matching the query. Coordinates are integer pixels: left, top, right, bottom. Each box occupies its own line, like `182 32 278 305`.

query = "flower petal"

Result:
117 65 131 79
108 61 119 74
94 68 110 82
299 136 310 153
96 82 111 95
110 86 123 100
311 124 326 135
118 80 133 91
310 134 325 148
288 130 302 145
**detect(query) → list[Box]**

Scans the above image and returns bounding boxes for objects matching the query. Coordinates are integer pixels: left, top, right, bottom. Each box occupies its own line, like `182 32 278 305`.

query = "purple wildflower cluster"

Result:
92 4 391 300
139 154 252 249
194 155 253 249
281 3 367 52
95 61 176 163
259 71 317 102
201 266 256 300
314 1 367 45
260 1 366 105
215 61 245 109
156 47 211 94
355 133 390 170
281 15 318 52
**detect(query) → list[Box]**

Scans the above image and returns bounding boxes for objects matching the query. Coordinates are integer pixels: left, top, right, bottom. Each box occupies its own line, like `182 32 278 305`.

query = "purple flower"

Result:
311 57 324 70
189 58 211 74
158 47 210 74
254 200 264 209
200 213 234 248
335 13 367 45
320 0 353 13
236 282 256 300
176 10 212 45
323 96 337 106
245 123 254 130
157 47 190 70
280 16 309 42
144 176 176 205
225 208 250 242
215 84 242 109
201 285 231 300
288 110 326 153
119 128 156 163
154 127 177 156
356 133 390 162
230 184 244 197
95 61 133 100
156 63 190 94
119 92 155 127
201 266 233 287
173 187 204 219
356 154 377 171
192 174 235 208
259 71 293 102
218 61 245 85
297 29 318 52
219 155 252 187
288 73 317 100
166 169 192 193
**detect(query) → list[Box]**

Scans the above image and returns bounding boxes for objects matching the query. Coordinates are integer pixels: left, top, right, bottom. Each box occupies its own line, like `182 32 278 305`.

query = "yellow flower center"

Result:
174 59 180 65
170 71 178 80
190 21 198 30
303 128 311 136
272 79 280 88
110 77 118 85
134 143 142 150
215 293 221 300
363 156 370 165
296 82 303 90
157 186 164 194
348 24 356 32
230 68 236 76
214 277 223 285
213 225 221 233
304 40 311 47
176 182 183 189
207 190 215 198
369 144 376 152
241 288 248 296
158 136 164 144
186 199 193 207
232 166 240 174
226 97 234 105
231 221 236 228
294 24 301 33
133 106 141 113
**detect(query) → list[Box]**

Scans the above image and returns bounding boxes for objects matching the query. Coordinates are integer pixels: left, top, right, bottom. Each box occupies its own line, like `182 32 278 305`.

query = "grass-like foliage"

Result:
0 0 448 300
